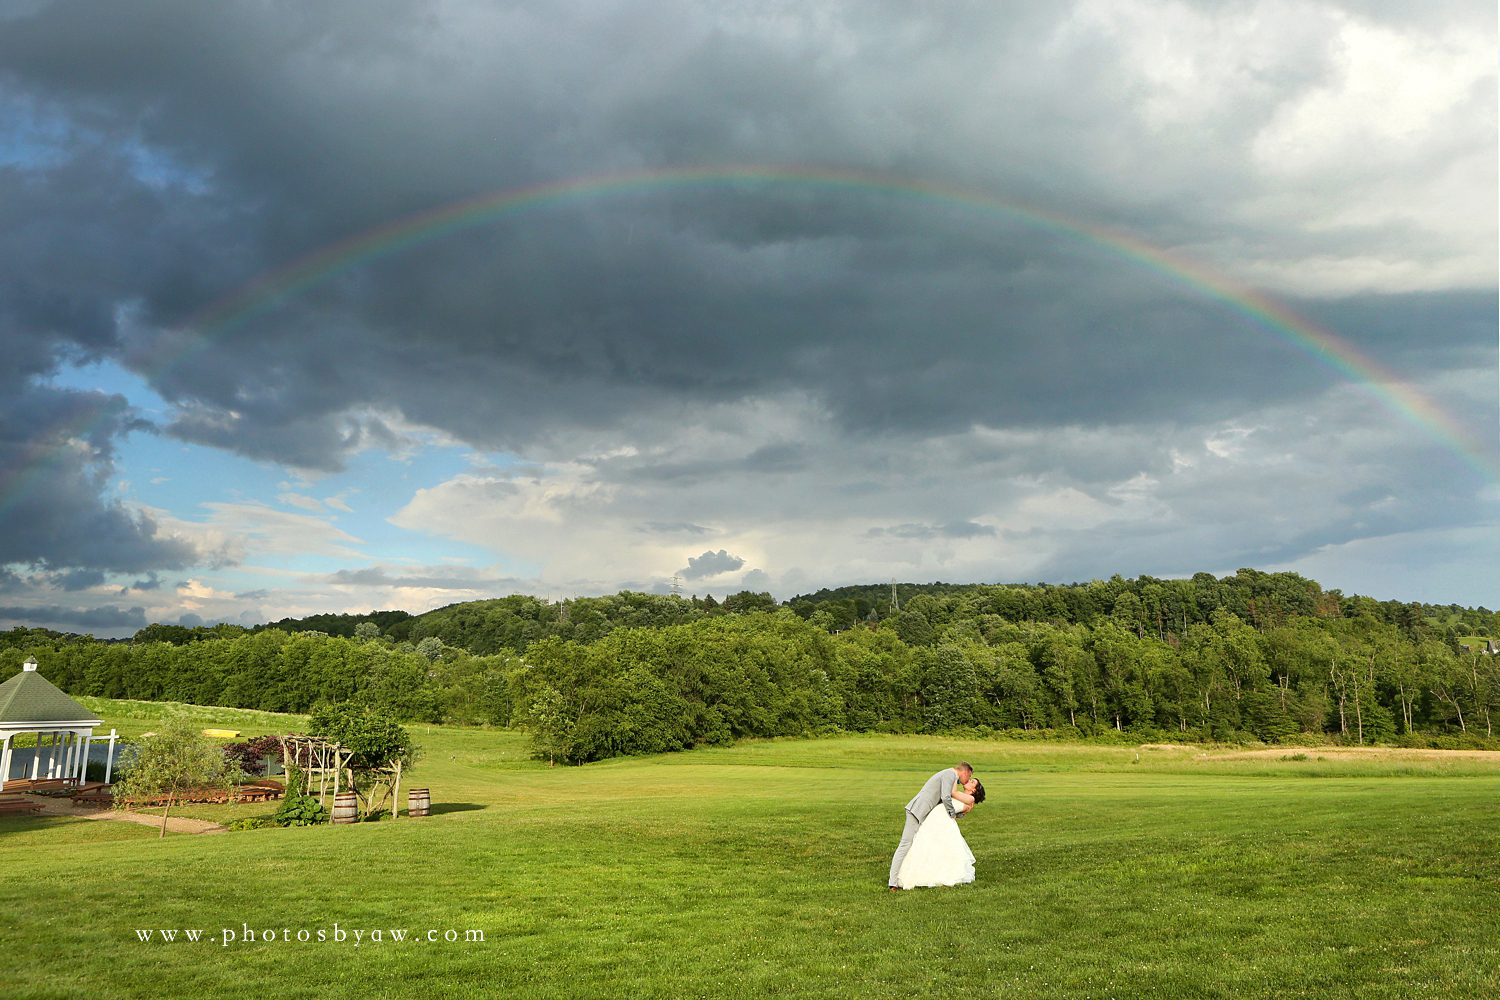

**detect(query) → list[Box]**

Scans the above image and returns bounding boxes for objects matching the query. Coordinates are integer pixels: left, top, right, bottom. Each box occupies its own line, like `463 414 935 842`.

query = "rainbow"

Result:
1 163 1486 524
169 165 1497 482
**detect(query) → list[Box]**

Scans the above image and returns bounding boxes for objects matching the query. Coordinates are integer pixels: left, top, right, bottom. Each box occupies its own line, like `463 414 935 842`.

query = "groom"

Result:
888 761 973 890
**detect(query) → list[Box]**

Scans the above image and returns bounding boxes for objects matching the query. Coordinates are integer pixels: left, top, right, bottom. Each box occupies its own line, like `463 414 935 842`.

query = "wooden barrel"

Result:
331 791 358 824
408 788 430 817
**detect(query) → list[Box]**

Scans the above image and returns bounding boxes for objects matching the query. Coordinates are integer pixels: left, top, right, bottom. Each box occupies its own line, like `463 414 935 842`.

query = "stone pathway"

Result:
24 794 227 834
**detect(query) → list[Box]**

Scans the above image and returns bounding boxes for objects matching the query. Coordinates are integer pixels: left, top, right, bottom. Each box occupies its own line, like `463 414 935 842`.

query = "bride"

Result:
894 778 984 889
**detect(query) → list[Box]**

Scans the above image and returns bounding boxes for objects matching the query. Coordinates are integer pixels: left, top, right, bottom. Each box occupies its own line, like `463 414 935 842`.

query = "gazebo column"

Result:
79 731 92 784
104 729 118 784
1 735 11 785
29 734 41 779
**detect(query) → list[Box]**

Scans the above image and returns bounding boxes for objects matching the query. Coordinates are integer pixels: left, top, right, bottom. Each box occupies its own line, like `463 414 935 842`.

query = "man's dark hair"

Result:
971 781 985 804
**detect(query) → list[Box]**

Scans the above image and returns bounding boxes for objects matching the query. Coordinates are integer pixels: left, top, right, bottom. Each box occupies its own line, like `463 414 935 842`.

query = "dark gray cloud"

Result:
682 549 744 579
320 566 520 590
869 522 998 540
635 521 712 535
0 1 1488 468
52 569 105 590
0 603 147 629
0 0 1492 601
0 376 202 572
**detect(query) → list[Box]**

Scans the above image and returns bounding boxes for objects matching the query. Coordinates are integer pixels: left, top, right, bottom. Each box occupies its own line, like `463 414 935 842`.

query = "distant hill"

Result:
249 610 415 640
80 567 1492 655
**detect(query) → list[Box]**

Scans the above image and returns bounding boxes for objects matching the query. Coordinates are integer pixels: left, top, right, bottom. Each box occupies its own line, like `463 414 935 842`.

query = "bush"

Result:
221 735 282 775
307 704 417 770
272 791 329 827
226 817 275 831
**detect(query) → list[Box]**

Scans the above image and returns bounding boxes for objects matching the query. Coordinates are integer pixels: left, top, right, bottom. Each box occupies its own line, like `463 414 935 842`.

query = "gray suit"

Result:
888 768 959 887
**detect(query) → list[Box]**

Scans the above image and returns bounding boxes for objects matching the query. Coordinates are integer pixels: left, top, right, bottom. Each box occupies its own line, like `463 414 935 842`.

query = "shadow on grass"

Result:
0 816 61 831
426 802 486 815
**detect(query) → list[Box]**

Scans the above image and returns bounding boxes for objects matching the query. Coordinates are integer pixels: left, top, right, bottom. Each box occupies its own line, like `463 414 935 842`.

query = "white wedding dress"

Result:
895 803 975 889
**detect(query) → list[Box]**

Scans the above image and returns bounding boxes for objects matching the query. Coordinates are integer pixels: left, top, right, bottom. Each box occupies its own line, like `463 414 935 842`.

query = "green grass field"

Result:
3 699 1498 998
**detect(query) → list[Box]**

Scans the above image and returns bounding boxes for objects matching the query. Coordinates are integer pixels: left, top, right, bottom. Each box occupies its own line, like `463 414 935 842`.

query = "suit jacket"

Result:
905 768 959 822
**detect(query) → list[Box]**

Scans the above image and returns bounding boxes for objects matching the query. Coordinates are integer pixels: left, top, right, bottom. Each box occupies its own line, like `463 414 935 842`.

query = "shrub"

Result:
307 704 417 770
272 791 329 827
226 817 275 831
222 734 284 775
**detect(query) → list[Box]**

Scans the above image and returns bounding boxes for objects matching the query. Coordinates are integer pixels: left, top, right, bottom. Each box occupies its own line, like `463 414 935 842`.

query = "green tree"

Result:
307 703 420 817
115 720 239 837
523 683 568 766
893 610 936 647
920 644 979 731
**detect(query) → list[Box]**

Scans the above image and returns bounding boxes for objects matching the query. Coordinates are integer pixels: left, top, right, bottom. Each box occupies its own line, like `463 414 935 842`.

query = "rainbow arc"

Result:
4 165 1494 527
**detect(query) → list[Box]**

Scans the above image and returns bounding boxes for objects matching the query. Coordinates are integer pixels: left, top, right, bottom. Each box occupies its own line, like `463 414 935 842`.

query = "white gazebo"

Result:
0 655 118 789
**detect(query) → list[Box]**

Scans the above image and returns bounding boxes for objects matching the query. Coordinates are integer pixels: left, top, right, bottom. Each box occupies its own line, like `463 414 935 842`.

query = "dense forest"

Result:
3 569 1497 763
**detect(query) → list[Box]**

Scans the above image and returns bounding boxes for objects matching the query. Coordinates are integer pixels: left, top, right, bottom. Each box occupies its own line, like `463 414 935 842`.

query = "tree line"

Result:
1 570 1496 764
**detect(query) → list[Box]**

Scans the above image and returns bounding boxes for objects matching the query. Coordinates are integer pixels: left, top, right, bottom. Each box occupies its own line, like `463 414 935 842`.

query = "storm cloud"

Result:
0 603 147 630
681 549 746 580
0 0 1493 628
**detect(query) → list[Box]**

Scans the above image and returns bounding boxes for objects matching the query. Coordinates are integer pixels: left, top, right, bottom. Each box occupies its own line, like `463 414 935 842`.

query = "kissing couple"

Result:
888 761 984 890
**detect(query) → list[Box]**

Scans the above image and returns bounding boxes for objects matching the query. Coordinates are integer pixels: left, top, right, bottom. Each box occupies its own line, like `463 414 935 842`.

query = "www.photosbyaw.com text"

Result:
135 924 485 946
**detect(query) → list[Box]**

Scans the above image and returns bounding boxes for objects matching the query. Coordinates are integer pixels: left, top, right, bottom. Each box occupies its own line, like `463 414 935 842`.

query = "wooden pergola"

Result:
279 734 405 819
279 735 345 800
1 656 121 790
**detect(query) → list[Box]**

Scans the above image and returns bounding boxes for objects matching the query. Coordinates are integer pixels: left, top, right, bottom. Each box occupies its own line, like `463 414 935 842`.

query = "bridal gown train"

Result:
894 804 975 889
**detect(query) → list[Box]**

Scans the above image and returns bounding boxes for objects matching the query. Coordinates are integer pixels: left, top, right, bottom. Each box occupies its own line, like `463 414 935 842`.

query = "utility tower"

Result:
671 574 682 596
890 578 899 612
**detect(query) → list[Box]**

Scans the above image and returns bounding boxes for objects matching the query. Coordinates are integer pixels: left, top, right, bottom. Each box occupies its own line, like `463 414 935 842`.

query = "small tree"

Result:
307 704 419 818
522 684 568 765
115 720 239 837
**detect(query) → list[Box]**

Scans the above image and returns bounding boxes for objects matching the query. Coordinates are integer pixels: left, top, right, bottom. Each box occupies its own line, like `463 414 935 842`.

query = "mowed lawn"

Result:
2 705 1498 999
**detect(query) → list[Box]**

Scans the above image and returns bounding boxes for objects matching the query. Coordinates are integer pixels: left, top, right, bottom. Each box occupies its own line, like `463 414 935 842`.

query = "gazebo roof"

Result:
0 663 101 726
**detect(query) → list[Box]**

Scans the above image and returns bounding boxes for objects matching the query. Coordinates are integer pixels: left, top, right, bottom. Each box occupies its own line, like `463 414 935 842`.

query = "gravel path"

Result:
24 794 228 834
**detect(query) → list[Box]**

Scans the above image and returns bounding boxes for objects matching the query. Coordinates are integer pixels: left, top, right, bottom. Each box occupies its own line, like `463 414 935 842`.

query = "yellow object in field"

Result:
202 729 241 738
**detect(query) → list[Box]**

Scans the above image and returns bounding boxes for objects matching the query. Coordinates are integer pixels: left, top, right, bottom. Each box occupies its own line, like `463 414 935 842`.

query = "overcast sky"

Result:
0 0 1495 636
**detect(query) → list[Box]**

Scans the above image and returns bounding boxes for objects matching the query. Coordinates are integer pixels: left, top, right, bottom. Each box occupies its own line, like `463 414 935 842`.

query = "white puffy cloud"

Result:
387 367 1496 602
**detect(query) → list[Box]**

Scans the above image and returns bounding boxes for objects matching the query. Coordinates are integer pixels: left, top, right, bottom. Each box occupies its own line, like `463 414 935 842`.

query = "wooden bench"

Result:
0 795 44 816
70 791 114 808
235 780 285 802
1 778 72 794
